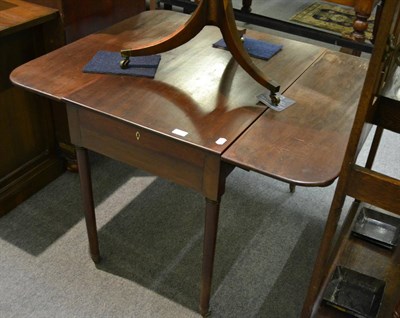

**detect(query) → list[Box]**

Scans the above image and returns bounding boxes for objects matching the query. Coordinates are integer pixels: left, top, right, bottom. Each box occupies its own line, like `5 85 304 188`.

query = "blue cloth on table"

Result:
212 36 282 60
82 51 161 78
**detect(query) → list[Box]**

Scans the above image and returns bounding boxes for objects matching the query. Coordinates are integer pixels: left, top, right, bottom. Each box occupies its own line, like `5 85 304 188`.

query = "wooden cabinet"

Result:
23 0 146 167
0 1 64 215
1 0 146 216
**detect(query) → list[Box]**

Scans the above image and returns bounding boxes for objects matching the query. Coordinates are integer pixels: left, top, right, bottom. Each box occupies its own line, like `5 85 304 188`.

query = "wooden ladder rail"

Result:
301 0 400 316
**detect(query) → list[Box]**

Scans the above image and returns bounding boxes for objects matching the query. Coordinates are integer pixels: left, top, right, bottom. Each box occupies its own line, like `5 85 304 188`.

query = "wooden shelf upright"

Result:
301 0 400 317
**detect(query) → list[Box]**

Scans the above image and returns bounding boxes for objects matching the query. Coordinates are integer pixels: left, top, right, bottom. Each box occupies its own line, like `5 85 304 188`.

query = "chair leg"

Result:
241 0 252 13
149 0 157 10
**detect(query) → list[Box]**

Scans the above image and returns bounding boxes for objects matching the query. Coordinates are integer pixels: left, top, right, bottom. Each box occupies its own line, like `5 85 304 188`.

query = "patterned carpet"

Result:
290 2 374 40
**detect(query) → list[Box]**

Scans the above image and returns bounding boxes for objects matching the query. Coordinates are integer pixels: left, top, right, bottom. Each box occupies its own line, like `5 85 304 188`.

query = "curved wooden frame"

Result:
120 0 281 104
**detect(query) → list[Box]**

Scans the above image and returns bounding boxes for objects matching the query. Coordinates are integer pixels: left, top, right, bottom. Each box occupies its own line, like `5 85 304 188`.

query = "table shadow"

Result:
94 174 292 313
0 153 148 256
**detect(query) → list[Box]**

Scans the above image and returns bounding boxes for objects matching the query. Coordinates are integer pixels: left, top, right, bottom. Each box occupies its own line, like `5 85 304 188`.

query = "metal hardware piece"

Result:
120 56 130 69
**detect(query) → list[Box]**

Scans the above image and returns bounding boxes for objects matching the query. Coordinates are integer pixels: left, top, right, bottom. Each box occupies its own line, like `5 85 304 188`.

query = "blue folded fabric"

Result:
82 51 161 78
212 36 282 60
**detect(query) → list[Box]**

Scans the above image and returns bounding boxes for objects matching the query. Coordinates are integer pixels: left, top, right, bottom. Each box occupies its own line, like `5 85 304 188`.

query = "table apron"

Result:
66 103 223 201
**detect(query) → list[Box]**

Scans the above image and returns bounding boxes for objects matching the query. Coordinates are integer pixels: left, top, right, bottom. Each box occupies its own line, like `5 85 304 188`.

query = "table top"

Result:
0 0 58 37
222 50 368 186
13 10 320 102
11 10 325 155
11 10 368 186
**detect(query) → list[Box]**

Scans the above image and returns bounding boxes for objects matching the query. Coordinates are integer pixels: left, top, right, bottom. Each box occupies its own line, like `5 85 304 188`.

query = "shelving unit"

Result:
301 0 400 317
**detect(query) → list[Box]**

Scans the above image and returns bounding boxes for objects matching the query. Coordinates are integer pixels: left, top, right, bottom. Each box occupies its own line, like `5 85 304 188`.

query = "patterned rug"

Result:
290 2 374 40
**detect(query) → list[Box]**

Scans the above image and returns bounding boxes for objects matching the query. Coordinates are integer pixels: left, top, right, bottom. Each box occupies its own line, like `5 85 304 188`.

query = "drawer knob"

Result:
136 131 140 140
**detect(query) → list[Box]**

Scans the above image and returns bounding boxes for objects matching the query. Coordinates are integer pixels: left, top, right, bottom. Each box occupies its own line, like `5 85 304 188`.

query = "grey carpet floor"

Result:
2 2 399 318
1 126 398 318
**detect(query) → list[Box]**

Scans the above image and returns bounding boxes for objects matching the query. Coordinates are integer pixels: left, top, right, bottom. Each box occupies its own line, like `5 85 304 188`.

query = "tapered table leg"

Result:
76 147 101 263
199 198 221 317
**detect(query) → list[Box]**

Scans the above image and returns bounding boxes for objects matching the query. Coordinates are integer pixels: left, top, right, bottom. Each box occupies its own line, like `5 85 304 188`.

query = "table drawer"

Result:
67 104 221 199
